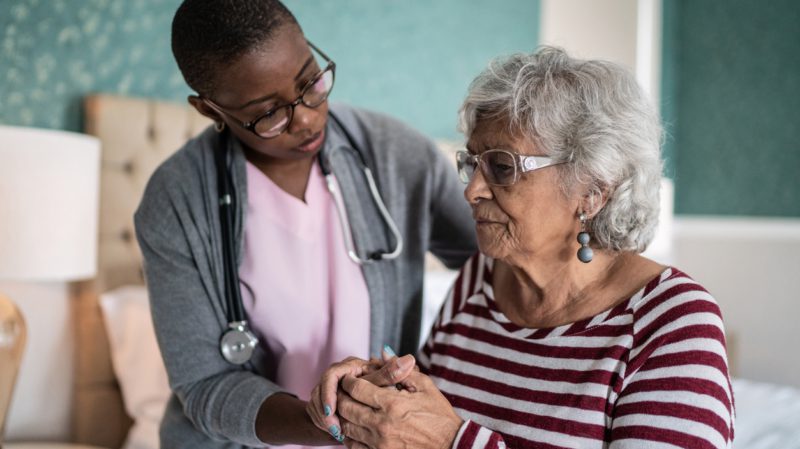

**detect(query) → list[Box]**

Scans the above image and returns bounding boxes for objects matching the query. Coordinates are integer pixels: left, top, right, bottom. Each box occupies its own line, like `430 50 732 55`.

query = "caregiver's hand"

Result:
337 371 463 449
306 350 416 442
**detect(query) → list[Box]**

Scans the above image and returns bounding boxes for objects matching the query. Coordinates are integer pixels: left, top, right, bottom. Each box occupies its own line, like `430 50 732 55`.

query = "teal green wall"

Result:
1 0 539 141
661 0 800 217
286 1 540 140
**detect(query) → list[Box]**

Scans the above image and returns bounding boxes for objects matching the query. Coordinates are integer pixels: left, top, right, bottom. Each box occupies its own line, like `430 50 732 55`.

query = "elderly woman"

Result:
306 47 734 449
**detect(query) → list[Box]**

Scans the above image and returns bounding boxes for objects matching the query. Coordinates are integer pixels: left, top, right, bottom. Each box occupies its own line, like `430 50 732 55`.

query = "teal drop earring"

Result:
577 213 593 263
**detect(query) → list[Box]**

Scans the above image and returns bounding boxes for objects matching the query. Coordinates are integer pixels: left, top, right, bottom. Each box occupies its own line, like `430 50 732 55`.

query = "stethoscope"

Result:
215 111 404 365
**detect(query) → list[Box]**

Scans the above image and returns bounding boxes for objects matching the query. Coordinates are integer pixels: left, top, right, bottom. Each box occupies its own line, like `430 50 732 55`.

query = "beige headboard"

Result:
73 94 210 448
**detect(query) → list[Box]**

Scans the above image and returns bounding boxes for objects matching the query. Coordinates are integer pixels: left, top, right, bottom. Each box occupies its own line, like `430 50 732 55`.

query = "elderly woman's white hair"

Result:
458 46 664 253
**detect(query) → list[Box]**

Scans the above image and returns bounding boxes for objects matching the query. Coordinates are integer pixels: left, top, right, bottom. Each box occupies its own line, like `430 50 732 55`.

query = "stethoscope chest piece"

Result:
220 321 258 365
213 111 403 366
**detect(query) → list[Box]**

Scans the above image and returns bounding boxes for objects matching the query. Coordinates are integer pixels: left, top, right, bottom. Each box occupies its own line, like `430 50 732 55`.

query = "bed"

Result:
73 94 800 449
73 94 210 448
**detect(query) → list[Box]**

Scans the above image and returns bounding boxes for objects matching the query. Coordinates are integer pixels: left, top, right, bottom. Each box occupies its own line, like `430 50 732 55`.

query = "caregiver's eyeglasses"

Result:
203 41 336 139
456 149 563 186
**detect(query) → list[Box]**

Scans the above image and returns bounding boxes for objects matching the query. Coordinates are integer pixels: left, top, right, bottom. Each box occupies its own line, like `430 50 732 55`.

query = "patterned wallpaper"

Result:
0 0 539 140
1 0 188 131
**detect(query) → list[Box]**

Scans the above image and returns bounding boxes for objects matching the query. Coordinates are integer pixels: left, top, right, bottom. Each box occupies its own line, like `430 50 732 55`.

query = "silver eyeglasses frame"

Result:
455 149 564 186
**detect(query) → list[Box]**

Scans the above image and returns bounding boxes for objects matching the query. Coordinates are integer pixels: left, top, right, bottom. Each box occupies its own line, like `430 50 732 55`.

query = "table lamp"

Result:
0 125 100 446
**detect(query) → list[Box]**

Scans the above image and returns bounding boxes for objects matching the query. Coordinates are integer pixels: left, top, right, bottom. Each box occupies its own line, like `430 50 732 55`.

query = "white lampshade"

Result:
0 126 100 281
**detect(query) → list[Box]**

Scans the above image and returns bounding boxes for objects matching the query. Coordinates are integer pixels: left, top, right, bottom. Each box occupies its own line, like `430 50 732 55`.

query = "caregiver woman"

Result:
134 1 477 448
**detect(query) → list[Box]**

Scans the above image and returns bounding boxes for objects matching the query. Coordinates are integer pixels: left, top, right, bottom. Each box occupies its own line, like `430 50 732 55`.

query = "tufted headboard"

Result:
74 94 210 448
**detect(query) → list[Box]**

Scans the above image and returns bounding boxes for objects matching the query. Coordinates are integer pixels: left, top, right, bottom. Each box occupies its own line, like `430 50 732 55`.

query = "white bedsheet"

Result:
733 378 800 448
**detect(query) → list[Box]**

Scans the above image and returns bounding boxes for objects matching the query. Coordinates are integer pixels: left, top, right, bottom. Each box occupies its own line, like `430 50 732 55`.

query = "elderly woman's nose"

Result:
464 169 492 204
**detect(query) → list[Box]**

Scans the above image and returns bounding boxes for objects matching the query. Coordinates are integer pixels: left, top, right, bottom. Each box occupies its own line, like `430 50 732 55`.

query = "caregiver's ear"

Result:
188 95 224 123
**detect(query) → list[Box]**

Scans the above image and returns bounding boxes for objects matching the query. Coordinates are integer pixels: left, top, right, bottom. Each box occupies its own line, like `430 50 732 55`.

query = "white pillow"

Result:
421 268 459 344
100 286 170 449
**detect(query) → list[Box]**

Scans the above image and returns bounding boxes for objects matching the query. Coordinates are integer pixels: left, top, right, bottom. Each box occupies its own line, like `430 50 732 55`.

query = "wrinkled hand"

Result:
306 350 417 442
336 370 463 449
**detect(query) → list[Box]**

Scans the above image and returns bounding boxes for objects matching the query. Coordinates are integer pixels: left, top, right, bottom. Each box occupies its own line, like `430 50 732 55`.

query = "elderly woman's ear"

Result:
577 184 612 220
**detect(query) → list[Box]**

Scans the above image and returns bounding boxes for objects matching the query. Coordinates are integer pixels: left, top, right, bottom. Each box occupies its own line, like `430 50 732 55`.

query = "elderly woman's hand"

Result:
336 371 463 449
305 352 417 442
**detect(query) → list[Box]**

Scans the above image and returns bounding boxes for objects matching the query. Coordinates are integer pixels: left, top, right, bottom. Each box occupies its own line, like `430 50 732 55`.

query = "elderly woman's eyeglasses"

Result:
456 149 562 186
203 41 336 139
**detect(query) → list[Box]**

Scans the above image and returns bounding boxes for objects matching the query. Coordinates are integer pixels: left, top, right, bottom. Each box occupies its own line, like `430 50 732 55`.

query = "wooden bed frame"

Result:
73 94 210 448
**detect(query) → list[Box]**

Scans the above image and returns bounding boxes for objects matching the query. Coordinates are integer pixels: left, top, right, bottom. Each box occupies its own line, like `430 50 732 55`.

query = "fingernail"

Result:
337 433 345 442
324 404 332 417
329 425 340 437
383 344 397 357
396 355 413 369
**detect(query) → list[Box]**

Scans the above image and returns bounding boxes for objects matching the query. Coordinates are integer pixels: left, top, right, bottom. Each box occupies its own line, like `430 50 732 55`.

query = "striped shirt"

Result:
418 254 734 449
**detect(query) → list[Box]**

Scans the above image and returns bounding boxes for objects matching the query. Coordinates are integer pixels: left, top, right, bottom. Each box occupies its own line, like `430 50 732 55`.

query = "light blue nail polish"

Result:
337 433 346 442
329 425 340 437
324 404 332 417
383 344 397 357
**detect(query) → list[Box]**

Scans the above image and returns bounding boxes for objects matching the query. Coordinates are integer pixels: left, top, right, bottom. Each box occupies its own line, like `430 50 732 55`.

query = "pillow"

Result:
421 268 459 343
100 286 170 449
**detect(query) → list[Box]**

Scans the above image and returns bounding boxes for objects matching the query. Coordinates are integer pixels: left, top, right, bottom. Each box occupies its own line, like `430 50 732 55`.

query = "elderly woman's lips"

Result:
473 210 504 224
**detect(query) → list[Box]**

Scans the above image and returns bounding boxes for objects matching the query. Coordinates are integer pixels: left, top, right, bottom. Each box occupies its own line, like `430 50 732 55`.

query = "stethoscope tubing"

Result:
323 164 404 265
216 110 403 364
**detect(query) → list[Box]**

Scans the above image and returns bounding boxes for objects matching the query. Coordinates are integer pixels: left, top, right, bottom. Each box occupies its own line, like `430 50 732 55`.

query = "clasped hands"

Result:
305 349 463 449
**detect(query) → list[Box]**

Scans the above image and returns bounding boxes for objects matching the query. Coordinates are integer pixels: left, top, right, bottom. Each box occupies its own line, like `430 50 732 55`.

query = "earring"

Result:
577 212 593 263
214 121 226 132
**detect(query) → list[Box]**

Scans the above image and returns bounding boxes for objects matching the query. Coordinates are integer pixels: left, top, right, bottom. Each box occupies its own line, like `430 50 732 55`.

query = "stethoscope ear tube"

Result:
325 175 363 265
361 166 403 260
323 164 404 265
323 111 404 264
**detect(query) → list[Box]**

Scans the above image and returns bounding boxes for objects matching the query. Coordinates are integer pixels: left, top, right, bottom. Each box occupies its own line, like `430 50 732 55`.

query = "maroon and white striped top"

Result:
418 254 734 449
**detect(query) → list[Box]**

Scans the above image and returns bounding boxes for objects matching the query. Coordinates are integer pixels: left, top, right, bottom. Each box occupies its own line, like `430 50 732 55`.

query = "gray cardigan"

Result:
134 103 477 448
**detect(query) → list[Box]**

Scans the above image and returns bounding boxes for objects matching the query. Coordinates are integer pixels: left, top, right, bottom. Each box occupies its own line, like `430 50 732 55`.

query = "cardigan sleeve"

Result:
135 158 287 446
423 137 479 270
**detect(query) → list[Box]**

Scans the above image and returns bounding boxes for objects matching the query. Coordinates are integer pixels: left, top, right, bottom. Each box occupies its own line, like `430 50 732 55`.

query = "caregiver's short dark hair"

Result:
172 0 300 96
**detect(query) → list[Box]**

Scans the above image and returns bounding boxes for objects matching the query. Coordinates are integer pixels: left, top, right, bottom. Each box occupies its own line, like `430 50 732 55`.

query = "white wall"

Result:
672 217 800 387
539 0 661 103
541 0 638 70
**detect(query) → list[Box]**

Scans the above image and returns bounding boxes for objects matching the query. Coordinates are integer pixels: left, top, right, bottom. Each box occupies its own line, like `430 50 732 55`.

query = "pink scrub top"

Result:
238 159 370 447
